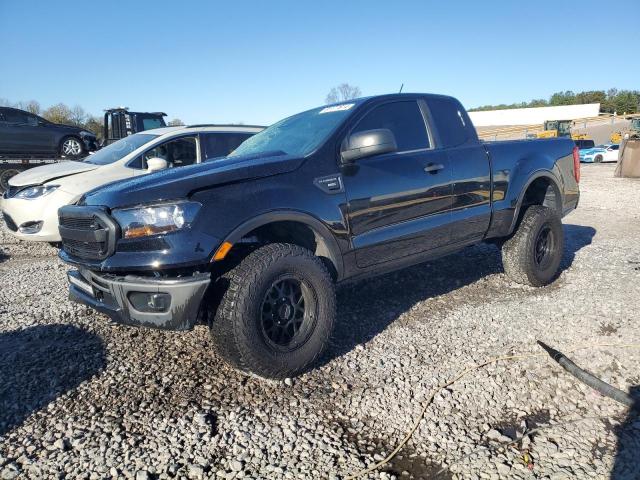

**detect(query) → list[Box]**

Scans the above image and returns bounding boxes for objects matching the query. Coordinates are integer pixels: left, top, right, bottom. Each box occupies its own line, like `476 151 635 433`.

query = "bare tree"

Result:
70 105 87 126
325 83 362 104
167 118 185 126
42 103 73 124
13 100 41 114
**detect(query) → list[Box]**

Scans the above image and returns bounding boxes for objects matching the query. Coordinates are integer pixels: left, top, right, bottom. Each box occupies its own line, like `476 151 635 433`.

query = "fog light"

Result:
127 292 171 313
18 221 43 234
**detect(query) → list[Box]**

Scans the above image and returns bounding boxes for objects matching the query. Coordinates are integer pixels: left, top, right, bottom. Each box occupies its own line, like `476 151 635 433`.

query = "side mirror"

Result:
341 128 397 163
146 157 168 173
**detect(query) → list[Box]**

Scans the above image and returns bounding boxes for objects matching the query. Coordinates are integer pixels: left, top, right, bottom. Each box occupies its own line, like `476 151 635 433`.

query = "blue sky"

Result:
1 0 638 125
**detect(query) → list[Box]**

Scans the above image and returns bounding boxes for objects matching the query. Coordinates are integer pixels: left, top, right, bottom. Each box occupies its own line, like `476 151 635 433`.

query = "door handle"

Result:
424 163 445 174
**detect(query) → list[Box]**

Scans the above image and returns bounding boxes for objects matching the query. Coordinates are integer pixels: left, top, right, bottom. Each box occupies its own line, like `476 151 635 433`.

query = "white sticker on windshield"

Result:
319 103 355 114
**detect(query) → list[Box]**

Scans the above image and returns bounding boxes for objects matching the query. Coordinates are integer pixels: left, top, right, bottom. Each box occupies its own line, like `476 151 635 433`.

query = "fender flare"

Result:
509 170 562 232
222 210 345 280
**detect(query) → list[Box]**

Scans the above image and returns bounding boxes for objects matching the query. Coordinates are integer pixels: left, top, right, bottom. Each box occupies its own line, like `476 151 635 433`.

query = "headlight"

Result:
112 201 201 239
14 185 59 199
79 130 96 137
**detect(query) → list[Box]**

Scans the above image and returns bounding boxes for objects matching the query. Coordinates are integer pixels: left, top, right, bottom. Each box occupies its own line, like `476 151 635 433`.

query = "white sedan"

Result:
579 144 620 163
0 125 262 242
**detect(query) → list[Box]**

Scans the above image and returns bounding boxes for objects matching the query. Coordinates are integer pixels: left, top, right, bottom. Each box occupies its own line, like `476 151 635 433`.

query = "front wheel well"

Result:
219 220 340 281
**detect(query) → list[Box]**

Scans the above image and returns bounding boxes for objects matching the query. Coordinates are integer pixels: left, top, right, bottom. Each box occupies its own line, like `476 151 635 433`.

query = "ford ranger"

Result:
58 93 580 379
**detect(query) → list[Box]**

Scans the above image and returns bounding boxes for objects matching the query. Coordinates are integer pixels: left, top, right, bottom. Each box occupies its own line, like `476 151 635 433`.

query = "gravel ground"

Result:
1 163 639 480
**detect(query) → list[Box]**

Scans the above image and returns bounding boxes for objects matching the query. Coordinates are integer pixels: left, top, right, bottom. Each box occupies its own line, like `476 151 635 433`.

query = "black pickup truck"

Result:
58 93 580 379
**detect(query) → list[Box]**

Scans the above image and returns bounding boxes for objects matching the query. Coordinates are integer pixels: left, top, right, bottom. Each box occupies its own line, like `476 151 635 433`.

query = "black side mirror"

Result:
341 128 397 163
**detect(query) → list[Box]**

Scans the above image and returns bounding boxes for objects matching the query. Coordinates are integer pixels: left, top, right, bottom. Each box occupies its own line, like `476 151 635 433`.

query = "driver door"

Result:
342 100 453 268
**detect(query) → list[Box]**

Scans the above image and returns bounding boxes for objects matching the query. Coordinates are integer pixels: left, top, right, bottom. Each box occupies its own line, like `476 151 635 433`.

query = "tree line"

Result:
469 89 640 114
0 98 184 140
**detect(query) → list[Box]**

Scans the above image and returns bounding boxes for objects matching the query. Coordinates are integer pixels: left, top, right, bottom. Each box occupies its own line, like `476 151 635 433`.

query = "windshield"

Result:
228 103 357 158
84 134 157 165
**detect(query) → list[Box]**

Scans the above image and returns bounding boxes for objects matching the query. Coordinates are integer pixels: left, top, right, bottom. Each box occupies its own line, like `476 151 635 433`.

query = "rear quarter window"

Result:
427 97 469 148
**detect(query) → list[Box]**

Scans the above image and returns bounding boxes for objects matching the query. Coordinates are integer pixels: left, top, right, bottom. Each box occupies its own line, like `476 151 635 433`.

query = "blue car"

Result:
579 144 620 163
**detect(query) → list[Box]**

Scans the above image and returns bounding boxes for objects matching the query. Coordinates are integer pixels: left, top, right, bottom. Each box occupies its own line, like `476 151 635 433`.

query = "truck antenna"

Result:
399 83 404 93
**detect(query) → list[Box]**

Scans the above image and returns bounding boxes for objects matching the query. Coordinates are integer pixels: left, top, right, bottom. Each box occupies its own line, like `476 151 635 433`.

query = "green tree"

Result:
469 88 640 114
549 90 576 106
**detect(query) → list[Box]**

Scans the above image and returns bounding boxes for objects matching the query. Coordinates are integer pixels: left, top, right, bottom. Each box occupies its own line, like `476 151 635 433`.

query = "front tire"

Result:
209 243 336 379
501 206 564 287
594 154 603 163
60 137 84 158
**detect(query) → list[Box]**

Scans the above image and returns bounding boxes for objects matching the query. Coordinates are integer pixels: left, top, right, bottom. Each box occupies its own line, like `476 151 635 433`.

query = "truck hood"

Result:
82 151 305 209
9 161 99 187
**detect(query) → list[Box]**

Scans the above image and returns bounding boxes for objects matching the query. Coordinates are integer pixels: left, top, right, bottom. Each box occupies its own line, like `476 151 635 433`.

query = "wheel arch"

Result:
510 171 562 233
220 210 344 281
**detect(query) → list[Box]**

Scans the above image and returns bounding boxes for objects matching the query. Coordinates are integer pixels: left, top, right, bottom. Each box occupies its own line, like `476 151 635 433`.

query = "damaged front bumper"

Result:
68 269 210 331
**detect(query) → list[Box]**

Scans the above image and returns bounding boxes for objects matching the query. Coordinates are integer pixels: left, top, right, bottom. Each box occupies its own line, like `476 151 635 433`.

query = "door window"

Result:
202 132 254 160
136 136 198 169
2 110 29 124
352 101 429 152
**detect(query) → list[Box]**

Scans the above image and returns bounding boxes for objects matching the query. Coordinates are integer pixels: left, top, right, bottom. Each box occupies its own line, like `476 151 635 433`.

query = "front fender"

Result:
218 210 345 281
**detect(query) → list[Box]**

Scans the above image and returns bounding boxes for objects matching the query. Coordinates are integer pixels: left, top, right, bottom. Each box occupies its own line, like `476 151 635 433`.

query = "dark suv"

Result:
0 107 98 157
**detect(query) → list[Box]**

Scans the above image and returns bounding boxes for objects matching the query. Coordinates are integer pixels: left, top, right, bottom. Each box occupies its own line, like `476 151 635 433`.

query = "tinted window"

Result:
141 118 165 131
576 140 594 149
352 101 429 151
611 145 619 150
136 135 198 169
427 97 469 147
202 133 254 160
3 109 29 124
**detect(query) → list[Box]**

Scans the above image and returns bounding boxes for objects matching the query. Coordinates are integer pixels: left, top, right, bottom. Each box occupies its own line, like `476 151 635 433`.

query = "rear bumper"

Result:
67 269 211 331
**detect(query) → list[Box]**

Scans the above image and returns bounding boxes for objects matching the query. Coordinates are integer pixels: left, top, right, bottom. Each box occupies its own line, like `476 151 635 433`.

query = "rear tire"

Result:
60 137 84 158
501 206 564 287
209 243 336 379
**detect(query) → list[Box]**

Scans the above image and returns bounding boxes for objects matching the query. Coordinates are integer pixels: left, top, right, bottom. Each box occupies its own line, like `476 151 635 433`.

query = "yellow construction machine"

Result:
536 120 591 141
611 117 640 143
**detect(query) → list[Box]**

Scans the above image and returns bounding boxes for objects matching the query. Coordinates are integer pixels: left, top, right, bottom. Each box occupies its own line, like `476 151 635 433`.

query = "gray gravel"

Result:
1 163 639 479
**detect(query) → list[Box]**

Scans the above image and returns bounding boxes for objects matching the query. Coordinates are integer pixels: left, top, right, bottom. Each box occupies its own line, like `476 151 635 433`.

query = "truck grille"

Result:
58 206 118 260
